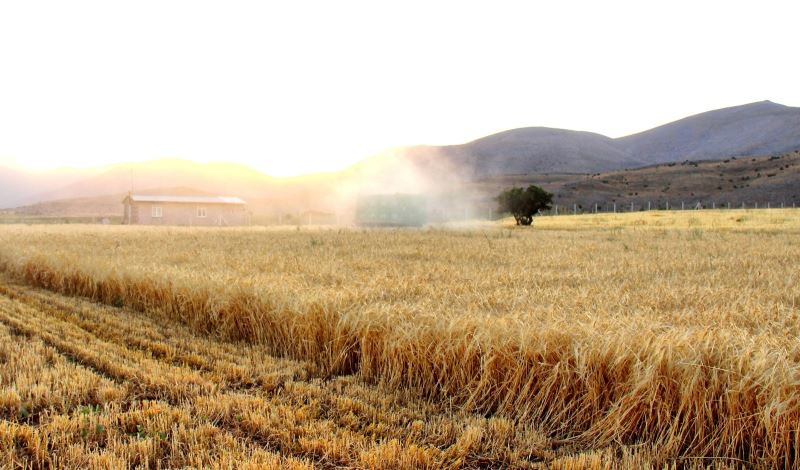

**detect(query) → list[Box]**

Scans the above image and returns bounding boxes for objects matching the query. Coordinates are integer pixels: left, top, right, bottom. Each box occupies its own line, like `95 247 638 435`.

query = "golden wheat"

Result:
1 209 798 468
0 277 568 469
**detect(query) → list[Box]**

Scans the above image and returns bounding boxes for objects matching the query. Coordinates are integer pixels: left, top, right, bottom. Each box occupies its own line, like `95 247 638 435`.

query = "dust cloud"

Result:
320 147 491 226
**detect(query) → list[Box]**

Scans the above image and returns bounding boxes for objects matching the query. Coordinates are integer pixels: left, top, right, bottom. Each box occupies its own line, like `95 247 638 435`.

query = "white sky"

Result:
1 0 798 176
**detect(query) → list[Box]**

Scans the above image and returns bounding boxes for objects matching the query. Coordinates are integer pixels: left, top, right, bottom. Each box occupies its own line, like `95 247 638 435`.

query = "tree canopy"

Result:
497 185 554 225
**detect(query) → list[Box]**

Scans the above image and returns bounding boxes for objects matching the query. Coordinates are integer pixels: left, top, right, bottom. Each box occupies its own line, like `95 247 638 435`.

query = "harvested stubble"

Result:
1 210 799 468
0 287 312 469
0 276 586 469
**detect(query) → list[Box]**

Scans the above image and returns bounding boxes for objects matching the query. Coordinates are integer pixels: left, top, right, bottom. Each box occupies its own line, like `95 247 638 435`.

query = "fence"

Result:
544 200 798 216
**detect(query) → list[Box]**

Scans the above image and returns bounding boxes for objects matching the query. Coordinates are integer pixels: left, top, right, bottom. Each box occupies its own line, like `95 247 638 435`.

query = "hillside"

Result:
391 101 800 178
28 158 276 203
400 127 644 175
8 187 219 218
0 167 35 207
470 150 800 210
1 159 346 216
619 100 800 164
0 166 91 208
558 151 800 208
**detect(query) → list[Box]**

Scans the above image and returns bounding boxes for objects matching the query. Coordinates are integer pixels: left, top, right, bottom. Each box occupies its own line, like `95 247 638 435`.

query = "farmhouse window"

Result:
151 206 163 218
197 207 207 218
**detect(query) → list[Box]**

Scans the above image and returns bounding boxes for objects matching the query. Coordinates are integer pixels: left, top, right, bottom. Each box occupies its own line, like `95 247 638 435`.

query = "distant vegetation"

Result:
497 185 553 225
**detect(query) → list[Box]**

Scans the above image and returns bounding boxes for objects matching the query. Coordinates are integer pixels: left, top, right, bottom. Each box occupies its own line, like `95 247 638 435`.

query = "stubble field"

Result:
0 209 799 469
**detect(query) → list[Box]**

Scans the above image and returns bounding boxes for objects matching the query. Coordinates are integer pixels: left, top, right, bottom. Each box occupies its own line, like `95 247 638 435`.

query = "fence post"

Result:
648 201 651 211
595 203 598 213
631 202 634 212
573 204 577 215
727 202 731 209
755 203 758 209
712 202 715 209
613 203 616 213
666 201 669 210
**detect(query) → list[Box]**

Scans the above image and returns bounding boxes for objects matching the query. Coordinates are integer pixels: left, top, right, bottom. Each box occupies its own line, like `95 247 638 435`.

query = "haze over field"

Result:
2 100 799 216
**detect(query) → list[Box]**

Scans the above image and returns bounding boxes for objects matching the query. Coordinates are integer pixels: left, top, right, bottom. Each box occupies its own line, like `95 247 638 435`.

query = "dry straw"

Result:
1 209 799 467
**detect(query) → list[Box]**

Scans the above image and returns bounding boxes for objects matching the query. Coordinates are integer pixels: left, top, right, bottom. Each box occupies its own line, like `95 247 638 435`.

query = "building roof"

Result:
124 195 246 205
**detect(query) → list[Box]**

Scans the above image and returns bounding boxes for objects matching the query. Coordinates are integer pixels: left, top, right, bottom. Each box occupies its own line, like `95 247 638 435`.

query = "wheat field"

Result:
1 209 799 469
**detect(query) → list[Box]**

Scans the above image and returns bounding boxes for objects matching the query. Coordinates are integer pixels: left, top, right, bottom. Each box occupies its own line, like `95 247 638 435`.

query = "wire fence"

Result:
544 200 798 216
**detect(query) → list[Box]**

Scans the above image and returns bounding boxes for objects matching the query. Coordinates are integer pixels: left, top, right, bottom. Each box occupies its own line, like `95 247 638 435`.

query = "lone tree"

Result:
497 185 554 225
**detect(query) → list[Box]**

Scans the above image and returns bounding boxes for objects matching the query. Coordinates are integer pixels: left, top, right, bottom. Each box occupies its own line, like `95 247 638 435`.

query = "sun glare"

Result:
1 1 798 175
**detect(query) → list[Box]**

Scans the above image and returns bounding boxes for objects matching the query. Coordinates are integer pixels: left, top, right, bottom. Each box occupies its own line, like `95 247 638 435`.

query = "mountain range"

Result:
392 100 800 176
1 100 799 212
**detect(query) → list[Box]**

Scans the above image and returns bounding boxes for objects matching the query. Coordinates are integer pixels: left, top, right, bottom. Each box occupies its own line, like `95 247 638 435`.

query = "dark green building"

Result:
355 194 427 227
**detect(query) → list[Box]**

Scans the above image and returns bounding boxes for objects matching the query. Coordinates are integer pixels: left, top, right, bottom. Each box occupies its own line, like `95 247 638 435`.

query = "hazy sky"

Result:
1 1 798 176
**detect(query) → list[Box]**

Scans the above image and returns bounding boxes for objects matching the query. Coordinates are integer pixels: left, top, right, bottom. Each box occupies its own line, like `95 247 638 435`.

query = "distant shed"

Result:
122 194 247 226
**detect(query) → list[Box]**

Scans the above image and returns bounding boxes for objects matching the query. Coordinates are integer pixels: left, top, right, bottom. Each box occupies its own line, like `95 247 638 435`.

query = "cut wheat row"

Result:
2 280 649 468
